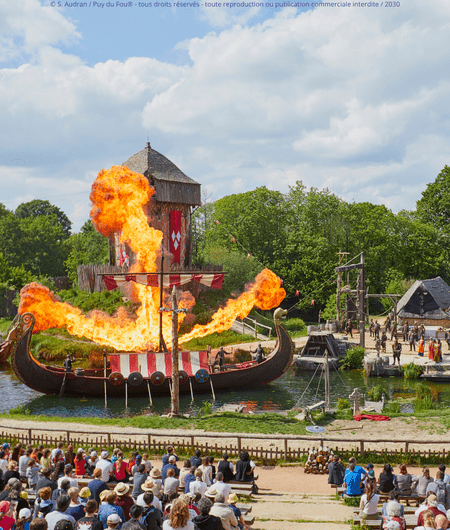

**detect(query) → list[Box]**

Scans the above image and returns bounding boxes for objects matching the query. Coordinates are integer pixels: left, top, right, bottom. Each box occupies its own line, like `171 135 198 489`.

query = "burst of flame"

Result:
19 166 285 351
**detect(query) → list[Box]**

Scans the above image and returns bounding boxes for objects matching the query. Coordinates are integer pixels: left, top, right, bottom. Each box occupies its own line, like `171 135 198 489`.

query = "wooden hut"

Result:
112 142 201 270
397 276 450 327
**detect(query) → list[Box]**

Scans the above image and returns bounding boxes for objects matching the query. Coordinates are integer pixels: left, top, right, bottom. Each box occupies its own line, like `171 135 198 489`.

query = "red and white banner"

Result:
170 210 182 264
108 351 209 378
103 273 224 291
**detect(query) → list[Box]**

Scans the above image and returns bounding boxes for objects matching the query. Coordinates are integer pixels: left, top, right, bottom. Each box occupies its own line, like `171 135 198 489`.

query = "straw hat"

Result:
79 487 91 499
114 483 130 496
99 489 109 502
150 468 162 479
228 493 239 504
205 487 218 498
141 478 155 491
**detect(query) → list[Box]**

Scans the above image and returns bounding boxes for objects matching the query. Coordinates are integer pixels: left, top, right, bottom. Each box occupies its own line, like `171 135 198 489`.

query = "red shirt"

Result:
115 495 134 520
75 457 86 476
114 461 128 481
0 515 15 530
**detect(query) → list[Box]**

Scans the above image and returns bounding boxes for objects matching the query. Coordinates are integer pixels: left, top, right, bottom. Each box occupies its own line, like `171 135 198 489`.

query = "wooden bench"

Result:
378 494 424 506
352 517 382 529
243 514 255 526
228 481 255 496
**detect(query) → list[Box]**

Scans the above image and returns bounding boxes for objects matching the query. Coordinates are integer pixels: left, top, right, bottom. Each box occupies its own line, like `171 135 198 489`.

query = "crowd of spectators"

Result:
0 442 256 530
328 455 450 530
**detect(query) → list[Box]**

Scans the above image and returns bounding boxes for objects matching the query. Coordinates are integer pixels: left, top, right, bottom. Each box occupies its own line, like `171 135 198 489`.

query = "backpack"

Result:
435 482 446 505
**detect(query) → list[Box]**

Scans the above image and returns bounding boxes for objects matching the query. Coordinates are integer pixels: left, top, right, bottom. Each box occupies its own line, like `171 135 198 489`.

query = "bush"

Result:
402 363 424 380
414 395 438 412
339 347 365 370
58 288 132 316
367 385 386 402
383 402 401 414
337 398 350 410
232 348 252 363
416 383 431 399
282 318 306 332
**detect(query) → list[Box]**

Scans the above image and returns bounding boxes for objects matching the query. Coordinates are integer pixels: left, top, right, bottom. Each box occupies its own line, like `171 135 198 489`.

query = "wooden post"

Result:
359 252 365 348
284 438 288 462
170 286 180 417
360 440 365 456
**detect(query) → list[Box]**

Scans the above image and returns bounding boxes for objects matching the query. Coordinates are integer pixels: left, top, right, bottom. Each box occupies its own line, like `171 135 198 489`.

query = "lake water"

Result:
1 361 448 418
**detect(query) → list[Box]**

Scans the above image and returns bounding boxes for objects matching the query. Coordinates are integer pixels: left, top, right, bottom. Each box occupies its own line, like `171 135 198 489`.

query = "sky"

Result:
1 0 449 232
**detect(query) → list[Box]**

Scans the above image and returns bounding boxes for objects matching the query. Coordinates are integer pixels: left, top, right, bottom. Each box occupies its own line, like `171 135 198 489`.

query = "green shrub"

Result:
414 395 438 412
339 347 365 370
343 496 361 506
403 363 424 380
367 385 386 402
232 349 252 363
58 288 132 316
282 318 306 332
337 398 350 410
416 383 431 399
383 402 401 414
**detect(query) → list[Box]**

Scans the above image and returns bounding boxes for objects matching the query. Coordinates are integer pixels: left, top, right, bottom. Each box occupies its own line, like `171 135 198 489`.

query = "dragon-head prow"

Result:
273 307 287 325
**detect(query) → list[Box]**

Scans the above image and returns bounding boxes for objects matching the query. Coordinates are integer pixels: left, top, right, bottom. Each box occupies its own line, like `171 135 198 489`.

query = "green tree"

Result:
65 220 109 284
15 199 72 238
416 165 450 230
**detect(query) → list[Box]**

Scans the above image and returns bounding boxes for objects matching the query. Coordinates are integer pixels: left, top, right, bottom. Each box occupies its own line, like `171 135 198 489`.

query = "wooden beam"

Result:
335 263 363 273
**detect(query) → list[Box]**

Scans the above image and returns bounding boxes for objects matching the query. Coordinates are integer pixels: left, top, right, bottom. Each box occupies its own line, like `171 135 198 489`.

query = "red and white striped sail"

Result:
108 351 209 378
103 273 224 291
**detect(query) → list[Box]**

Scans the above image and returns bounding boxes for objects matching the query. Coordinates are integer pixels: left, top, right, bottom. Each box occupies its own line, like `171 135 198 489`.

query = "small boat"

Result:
11 311 294 398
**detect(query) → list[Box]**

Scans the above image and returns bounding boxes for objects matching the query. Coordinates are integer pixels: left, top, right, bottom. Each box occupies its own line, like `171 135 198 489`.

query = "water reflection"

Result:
2 364 450 418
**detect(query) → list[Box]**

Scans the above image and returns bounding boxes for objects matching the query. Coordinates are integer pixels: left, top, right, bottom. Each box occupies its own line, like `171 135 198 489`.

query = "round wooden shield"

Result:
194 368 209 384
128 371 144 387
178 370 189 385
150 371 165 386
108 372 124 387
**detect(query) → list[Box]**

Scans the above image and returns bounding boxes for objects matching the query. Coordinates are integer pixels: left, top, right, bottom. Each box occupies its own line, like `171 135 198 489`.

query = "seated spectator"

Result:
416 492 446 519
66 487 86 521
214 474 231 501
132 465 149 501
45 495 76 530
95 453 114 484
19 450 34 479
0 501 15 530
3 461 20 485
121 504 146 530
359 480 379 521
16 507 34 530
190 451 202 470
189 470 207 499
51 462 66 483
179 462 192 489
417 495 446 526
88 469 110 506
131 456 143 477
217 455 234 484
141 454 152 475
74 450 87 478
436 465 450 485
192 498 223 530
396 465 413 496
234 451 255 483
349 457 367 485
426 471 450 510
162 457 179 482
381 491 404 517
53 479 71 501
136 481 162 512
75 499 104 530
41 450 53 470
162 447 179 468
31 519 49 530
415 509 436 530
139 492 163 530
78 488 91 505
435 514 448 530
183 469 196 496
149 470 162 494
328 456 345 486
379 464 396 494
227 493 245 530
163 498 193 530
179 494 199 520
208 458 216 483
344 463 362 497
34 487 55 518
98 492 125 530
210 494 237 530
27 459 41 491
65 446 75 467
114 483 134 521
1 478 29 515
86 451 99 477
164 469 180 497
413 468 434 497
106 514 121 530
36 468 58 494
383 500 406 530
197 459 212 488
113 453 129 484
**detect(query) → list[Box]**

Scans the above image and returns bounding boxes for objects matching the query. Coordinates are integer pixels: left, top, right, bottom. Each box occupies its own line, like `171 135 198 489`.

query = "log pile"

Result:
304 446 334 474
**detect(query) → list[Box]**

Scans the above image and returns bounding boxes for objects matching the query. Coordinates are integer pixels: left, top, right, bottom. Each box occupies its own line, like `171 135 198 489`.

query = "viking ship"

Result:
11 311 294 398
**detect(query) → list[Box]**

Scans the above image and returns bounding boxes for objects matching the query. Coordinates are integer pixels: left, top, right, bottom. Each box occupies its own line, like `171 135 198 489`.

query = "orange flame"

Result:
18 166 285 351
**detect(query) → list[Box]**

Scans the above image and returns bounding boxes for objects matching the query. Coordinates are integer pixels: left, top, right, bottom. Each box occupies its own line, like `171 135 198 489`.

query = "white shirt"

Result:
136 495 162 511
215 481 232 499
198 465 212 486
360 493 379 515
57 476 79 489
95 459 114 483
45 512 76 530
189 480 207 498
0 458 8 474
163 520 194 530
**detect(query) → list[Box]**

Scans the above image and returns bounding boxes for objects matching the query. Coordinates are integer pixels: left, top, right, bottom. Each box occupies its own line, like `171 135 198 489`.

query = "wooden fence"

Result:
2 424 450 463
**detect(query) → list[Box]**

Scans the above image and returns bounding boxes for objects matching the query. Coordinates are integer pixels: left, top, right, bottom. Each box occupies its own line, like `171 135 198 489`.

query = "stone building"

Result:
111 142 201 270
397 276 450 327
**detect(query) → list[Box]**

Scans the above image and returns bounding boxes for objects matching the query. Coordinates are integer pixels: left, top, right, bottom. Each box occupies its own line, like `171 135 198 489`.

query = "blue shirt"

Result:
161 463 179 481
344 470 362 495
98 504 125 529
184 473 196 494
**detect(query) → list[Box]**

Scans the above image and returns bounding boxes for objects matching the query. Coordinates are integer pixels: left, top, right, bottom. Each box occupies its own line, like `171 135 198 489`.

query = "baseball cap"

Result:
107 514 121 524
0 501 10 513
101 450 109 459
54 521 74 530
19 508 32 519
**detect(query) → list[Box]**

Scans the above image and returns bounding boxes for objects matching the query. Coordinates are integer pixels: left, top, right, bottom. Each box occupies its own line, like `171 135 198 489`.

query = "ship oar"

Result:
147 380 153 407
59 372 68 398
189 378 194 403
209 378 216 401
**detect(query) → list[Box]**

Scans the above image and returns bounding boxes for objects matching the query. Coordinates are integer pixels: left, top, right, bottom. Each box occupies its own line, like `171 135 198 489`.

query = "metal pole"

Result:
360 251 365 348
325 348 330 410
171 286 180 416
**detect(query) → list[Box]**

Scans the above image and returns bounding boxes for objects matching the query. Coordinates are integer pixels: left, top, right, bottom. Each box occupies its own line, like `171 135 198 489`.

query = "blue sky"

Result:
1 0 450 231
